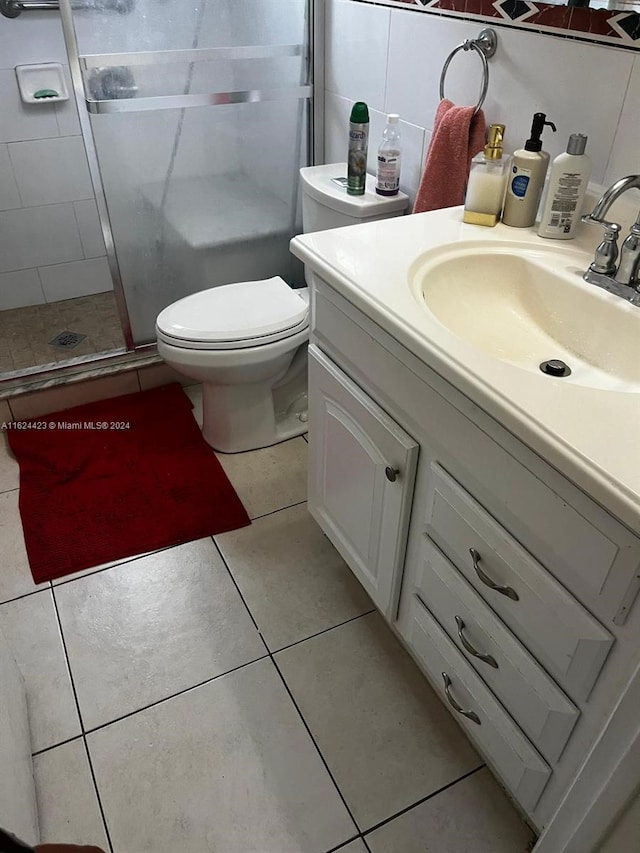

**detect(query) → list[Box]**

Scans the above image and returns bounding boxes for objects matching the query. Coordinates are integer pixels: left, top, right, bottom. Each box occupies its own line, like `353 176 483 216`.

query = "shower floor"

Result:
0 292 125 376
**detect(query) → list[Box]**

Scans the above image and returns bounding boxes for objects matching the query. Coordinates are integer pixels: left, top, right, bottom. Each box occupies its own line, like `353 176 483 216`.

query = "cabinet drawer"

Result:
308 345 418 615
405 594 551 814
414 537 579 763
426 464 613 702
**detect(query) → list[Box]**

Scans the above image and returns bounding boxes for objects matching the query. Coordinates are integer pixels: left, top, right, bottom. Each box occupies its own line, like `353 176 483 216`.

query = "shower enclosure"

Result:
0 0 315 381
62 0 314 347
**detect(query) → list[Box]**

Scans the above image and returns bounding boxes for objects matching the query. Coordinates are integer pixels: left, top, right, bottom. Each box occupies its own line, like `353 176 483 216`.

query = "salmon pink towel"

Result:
413 99 486 213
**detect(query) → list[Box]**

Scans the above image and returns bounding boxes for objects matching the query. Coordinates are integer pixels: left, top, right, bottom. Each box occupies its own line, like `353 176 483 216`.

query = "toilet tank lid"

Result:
156 277 309 344
300 163 409 218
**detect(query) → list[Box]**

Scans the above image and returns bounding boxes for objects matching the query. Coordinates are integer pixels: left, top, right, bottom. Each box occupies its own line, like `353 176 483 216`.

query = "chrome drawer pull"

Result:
455 616 498 669
442 672 481 725
385 466 399 482
469 548 519 601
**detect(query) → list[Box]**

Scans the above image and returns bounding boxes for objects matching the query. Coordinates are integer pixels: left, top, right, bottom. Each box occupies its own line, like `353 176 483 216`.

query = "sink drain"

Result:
540 359 571 377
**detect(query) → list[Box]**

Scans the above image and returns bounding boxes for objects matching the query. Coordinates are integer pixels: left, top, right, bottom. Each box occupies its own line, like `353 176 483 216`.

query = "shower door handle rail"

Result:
86 84 313 114
80 43 305 69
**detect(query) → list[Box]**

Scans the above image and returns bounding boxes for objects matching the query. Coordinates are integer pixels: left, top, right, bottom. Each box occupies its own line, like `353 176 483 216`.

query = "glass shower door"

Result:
60 0 312 346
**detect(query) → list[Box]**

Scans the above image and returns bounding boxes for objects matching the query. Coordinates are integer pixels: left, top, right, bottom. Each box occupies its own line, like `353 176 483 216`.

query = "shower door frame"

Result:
58 0 323 357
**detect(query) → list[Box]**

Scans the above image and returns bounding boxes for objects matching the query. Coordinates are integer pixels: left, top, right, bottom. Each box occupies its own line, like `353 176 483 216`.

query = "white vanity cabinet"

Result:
307 276 640 841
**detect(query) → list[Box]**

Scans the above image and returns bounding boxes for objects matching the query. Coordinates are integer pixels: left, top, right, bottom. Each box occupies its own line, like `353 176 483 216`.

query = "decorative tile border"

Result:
354 0 640 48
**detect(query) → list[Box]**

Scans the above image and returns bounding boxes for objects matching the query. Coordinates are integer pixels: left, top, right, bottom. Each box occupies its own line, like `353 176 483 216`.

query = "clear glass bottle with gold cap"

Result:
463 124 510 227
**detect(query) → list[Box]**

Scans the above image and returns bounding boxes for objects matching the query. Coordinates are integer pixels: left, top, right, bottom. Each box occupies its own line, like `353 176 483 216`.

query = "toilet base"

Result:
201 382 308 453
198 341 309 454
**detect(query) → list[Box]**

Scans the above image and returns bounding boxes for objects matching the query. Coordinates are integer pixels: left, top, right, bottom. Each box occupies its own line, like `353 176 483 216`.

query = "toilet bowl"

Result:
156 163 409 453
157 277 309 453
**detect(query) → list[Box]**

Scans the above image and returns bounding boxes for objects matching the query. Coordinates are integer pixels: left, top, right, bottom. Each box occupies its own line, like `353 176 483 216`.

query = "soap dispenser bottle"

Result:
502 113 557 228
463 124 510 227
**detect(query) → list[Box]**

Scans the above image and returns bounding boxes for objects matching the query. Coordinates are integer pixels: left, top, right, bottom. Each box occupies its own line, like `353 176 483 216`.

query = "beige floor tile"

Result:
216 503 373 650
0 490 48 604
365 768 536 852
276 612 480 830
88 658 357 853
55 538 266 730
336 841 367 852
0 430 19 492
33 739 109 850
216 437 308 519
0 589 82 752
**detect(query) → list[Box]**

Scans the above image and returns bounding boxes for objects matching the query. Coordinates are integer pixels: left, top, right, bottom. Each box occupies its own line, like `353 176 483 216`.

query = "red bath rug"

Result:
7 383 250 583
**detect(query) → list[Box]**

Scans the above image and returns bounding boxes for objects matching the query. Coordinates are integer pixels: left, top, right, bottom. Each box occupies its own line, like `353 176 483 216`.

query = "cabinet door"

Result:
308 345 418 615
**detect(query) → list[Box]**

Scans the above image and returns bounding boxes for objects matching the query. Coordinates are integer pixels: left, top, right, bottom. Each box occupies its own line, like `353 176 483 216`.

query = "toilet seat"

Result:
156 276 309 351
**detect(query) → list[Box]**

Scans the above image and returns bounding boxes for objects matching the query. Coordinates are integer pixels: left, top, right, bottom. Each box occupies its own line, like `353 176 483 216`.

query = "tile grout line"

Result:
361 763 486 839
31 733 83 759
245 496 308 523
0 584 50 609
271 608 377 655
270 650 364 837
50 585 115 853
324 836 365 853
211 536 364 837
79 654 271 738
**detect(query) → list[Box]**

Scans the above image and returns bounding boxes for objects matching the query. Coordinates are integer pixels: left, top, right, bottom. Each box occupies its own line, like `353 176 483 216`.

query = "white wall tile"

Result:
74 200 106 258
324 91 353 166
604 56 640 186
0 203 82 272
0 144 21 211
54 67 82 137
324 93 428 207
0 268 45 310
384 9 634 183
368 108 428 207
39 257 112 301
0 71 59 144
0 15 68 70
325 0 390 112
9 136 93 207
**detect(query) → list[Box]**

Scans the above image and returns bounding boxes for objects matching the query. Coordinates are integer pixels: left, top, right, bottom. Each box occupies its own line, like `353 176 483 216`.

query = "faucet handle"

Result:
581 217 621 275
581 214 621 236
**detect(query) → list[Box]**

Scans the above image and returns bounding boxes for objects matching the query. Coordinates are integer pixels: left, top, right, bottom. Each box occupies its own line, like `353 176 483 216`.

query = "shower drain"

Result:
49 331 86 349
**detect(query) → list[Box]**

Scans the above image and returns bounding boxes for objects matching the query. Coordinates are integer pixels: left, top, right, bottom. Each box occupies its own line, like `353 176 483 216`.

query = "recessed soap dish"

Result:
15 63 69 104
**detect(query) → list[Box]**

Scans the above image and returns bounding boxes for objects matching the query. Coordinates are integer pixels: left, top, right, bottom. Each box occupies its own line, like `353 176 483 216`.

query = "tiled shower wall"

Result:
0 14 110 312
324 0 639 207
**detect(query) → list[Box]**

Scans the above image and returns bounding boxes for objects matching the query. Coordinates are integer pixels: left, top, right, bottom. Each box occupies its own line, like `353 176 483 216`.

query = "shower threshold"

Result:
0 347 161 401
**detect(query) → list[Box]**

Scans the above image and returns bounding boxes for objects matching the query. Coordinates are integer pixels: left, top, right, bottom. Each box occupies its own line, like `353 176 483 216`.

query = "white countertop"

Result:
291 206 640 532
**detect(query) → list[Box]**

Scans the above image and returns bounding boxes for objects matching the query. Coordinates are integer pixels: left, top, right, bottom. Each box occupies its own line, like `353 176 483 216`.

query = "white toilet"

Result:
156 164 409 453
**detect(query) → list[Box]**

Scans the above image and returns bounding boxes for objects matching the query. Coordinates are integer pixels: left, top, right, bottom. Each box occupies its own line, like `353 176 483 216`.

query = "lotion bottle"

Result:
502 113 557 228
538 134 591 239
463 124 510 227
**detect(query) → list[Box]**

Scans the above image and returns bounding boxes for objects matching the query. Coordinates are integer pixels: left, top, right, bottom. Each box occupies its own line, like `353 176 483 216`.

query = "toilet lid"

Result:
156 277 309 349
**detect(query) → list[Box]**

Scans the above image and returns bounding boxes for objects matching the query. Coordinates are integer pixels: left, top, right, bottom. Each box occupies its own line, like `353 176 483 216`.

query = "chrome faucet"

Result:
581 175 640 306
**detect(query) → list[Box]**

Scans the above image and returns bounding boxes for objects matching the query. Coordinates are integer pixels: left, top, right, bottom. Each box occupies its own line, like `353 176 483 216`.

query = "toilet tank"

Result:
300 163 409 233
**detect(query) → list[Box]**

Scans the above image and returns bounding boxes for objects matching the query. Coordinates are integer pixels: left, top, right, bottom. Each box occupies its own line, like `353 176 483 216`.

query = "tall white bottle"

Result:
376 114 401 196
538 134 591 239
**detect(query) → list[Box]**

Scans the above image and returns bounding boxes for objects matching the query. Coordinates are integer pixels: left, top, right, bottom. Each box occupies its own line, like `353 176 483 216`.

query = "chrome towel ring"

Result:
439 28 498 115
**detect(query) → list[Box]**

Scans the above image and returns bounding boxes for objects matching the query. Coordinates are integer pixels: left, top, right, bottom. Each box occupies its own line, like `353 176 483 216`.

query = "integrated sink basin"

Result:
409 242 640 392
